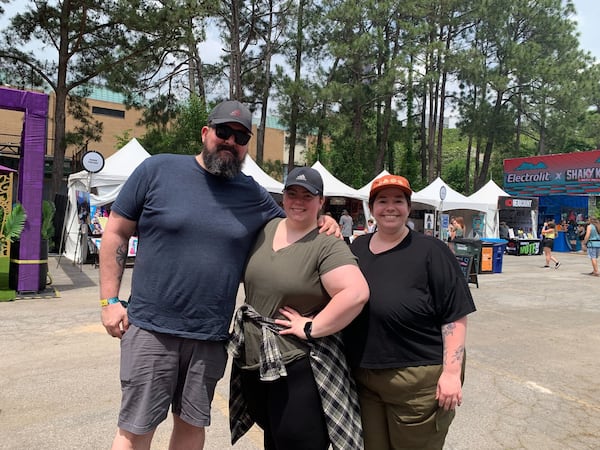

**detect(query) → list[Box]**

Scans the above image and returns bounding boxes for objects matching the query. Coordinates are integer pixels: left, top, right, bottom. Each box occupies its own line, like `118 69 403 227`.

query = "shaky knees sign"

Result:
503 150 600 196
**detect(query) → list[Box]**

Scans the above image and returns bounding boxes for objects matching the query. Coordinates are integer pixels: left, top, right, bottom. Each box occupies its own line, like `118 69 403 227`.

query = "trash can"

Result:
553 231 569 252
481 238 508 273
451 238 482 274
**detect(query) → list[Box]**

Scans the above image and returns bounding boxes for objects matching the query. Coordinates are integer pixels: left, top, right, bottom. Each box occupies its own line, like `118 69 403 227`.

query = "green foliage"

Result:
0 0 189 199
114 130 134 150
139 95 207 155
261 160 284 182
65 95 104 150
0 203 27 252
41 200 56 243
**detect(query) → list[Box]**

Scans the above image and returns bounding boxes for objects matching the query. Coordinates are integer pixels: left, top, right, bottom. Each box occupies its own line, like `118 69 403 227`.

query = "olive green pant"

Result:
354 364 460 450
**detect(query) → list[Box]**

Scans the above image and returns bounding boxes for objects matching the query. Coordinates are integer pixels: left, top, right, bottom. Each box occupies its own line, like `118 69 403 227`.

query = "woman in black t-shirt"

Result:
345 174 476 450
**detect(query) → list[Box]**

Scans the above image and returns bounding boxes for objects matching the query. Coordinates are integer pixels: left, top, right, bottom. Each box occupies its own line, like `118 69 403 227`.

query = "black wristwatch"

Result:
303 321 315 341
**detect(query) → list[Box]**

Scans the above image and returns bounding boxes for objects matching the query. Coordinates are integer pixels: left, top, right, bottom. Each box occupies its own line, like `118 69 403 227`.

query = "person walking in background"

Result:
99 100 339 450
582 216 600 276
367 218 376 233
578 221 588 252
344 174 476 450
541 220 560 269
499 221 510 240
339 209 353 244
566 220 578 251
228 167 369 450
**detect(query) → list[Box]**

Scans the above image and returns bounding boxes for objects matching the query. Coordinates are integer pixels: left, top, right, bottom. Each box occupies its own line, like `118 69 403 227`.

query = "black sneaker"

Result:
555 261 561 269
543 265 550 268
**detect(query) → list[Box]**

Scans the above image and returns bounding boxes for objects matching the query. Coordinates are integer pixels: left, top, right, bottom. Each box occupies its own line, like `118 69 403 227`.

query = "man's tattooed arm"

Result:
115 243 128 282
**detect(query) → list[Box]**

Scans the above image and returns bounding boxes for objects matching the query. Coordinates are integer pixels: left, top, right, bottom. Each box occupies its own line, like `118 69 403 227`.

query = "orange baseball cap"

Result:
369 174 412 203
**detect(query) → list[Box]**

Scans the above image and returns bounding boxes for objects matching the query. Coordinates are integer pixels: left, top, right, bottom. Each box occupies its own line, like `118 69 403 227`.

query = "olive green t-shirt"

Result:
240 217 358 370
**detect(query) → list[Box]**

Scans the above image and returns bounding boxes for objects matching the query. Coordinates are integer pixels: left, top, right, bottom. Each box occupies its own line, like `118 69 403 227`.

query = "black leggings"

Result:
240 357 329 450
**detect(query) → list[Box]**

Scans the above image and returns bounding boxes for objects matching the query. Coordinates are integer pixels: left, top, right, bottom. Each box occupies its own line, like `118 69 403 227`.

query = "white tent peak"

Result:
69 137 151 187
242 154 284 194
468 179 509 203
310 161 364 199
357 169 390 199
413 177 464 209
64 138 151 262
468 179 511 238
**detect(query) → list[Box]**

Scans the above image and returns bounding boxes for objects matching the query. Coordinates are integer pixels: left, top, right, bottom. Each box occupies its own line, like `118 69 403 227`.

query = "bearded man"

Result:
99 100 339 450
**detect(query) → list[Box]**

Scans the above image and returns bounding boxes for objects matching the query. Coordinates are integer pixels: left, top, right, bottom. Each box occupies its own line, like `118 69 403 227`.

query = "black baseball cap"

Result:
285 167 324 196
208 100 253 133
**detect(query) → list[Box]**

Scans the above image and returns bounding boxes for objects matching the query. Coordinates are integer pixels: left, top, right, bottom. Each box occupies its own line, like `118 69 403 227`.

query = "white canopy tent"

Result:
358 170 390 221
468 179 510 238
311 161 369 225
310 161 365 200
63 138 151 262
410 177 490 238
357 169 390 199
412 177 488 212
242 154 284 194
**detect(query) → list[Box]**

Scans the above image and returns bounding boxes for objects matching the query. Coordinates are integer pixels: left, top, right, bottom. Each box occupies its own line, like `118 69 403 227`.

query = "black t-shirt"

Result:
344 230 476 369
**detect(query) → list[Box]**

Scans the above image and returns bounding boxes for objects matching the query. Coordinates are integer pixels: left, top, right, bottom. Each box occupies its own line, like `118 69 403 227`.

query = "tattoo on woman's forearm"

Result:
443 345 465 366
453 345 464 364
442 322 456 337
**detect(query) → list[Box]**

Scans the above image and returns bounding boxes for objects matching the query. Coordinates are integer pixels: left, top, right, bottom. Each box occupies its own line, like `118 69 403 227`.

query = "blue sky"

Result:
572 0 600 59
2 2 599 64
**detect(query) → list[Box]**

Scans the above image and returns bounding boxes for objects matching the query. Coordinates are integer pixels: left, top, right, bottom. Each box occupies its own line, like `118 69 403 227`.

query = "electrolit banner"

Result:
503 149 600 196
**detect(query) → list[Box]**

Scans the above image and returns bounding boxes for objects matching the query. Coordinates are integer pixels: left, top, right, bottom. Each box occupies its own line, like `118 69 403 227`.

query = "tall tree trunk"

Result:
514 92 522 155
477 92 504 188
287 0 304 172
51 88 68 199
436 71 447 179
376 95 392 173
229 1 242 99
465 134 473 192
436 24 451 182
50 4 71 200
256 46 273 165
427 79 438 181
420 95 427 182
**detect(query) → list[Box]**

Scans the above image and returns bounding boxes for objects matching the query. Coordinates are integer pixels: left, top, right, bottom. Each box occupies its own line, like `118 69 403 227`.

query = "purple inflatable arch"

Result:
0 87 47 292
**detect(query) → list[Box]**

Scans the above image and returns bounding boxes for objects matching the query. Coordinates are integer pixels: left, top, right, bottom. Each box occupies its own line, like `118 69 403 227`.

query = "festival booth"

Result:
467 180 510 238
310 161 367 229
503 150 600 253
495 196 540 255
63 138 151 263
411 177 488 239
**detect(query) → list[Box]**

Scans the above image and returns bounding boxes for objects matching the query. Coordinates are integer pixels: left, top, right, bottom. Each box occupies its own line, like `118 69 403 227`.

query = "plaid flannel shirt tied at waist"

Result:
227 304 364 449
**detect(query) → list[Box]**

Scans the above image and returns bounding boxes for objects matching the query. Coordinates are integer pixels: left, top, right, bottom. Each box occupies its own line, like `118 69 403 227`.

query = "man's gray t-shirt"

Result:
340 214 353 237
111 154 283 341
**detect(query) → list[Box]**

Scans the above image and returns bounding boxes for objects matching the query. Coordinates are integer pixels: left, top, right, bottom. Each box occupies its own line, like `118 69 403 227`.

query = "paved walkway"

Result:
0 250 598 449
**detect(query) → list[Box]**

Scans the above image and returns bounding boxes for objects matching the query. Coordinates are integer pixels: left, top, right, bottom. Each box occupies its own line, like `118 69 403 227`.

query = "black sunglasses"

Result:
211 124 251 146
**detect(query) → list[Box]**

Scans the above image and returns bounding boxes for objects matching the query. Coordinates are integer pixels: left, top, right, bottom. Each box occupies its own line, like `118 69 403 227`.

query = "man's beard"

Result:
202 144 243 179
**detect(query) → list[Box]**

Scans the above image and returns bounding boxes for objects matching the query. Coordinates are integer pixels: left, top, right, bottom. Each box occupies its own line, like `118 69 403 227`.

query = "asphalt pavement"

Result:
1 250 599 449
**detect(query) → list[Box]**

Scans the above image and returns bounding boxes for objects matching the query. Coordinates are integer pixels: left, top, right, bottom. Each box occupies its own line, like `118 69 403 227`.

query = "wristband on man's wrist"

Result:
100 297 121 307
